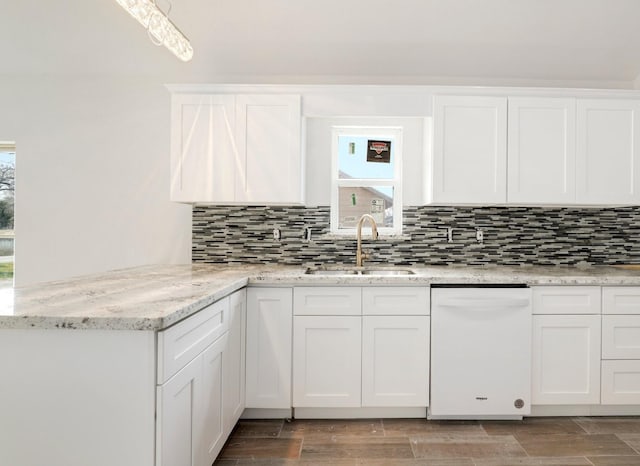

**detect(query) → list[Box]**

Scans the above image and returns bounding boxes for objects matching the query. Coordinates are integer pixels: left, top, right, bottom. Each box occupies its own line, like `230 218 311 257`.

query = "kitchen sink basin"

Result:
360 269 414 276
304 269 360 275
304 268 415 276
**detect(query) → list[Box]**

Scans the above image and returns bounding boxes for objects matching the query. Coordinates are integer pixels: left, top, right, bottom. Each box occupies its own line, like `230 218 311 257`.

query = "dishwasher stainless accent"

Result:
429 285 532 420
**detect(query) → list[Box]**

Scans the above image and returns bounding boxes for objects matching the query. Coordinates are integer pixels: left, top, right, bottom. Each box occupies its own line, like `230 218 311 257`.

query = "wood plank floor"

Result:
214 417 640 465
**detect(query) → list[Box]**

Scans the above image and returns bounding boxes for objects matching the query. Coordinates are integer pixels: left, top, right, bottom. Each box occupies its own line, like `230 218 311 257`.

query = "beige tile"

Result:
281 419 384 439
357 459 475 465
617 433 640 453
219 438 303 460
575 417 640 434
213 459 238 465
233 460 356 466
301 436 413 460
474 458 592 465
516 433 637 457
233 420 284 438
383 419 485 436
410 434 527 459
482 418 586 436
587 457 640 466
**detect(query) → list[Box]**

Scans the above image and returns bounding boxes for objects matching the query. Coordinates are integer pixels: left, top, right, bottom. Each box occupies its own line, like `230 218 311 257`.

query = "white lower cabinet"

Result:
157 289 247 466
531 314 601 405
157 330 228 466
602 360 640 405
293 316 362 407
223 290 246 434
361 316 430 407
245 287 293 409
601 287 640 405
292 286 430 411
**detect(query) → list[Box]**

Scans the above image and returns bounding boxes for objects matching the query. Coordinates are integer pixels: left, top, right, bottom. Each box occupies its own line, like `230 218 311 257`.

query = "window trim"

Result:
330 126 403 236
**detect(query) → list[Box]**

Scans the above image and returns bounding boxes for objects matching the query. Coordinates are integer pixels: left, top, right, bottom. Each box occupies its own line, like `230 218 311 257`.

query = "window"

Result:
0 142 14 288
331 127 402 235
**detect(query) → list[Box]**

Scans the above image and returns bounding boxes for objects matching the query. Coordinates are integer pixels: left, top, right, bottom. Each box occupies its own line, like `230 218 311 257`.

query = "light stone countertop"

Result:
2 263 640 331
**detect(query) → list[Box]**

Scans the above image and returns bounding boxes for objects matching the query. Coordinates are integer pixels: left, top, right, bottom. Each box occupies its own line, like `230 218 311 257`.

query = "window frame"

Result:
330 126 403 236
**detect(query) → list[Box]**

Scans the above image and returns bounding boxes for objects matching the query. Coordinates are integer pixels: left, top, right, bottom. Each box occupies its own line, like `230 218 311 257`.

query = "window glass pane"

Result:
338 135 395 180
337 186 394 229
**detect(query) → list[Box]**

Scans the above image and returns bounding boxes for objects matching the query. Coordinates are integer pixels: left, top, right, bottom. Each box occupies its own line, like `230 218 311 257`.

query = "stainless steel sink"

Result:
304 268 414 276
304 269 359 275
360 269 414 276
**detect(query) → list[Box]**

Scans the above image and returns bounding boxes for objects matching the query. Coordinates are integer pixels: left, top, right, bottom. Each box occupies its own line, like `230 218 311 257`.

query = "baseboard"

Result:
293 407 427 419
530 405 640 416
241 408 293 419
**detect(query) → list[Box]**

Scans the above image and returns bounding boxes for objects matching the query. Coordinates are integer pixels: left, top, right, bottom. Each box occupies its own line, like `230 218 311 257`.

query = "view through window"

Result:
331 127 402 235
0 144 15 288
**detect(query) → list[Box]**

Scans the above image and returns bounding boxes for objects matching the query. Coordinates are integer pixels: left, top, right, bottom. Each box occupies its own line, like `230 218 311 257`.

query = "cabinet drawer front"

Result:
602 360 640 405
363 287 429 315
603 287 640 314
602 315 640 359
294 287 361 316
532 286 601 315
157 297 229 384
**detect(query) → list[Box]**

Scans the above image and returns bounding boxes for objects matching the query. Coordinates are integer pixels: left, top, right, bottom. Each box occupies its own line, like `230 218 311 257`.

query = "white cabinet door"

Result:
223 289 246 433
292 316 362 407
432 95 507 204
361 316 429 407
602 360 640 405
235 95 302 204
532 315 601 405
576 99 640 204
170 94 236 203
507 98 576 204
245 287 293 409
157 355 201 466
199 335 227 466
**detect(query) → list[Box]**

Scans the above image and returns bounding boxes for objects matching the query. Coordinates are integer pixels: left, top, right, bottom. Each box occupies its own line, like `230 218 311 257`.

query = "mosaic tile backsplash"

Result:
192 205 640 267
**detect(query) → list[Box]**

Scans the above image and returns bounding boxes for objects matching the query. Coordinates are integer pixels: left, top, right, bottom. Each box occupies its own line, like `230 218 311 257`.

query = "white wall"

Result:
0 76 191 286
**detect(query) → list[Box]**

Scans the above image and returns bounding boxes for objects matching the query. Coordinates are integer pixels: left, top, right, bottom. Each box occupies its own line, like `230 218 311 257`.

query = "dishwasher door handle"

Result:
436 298 531 310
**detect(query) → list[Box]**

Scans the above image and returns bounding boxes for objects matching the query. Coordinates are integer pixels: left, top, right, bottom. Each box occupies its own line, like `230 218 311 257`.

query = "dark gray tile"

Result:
383 419 485 436
474 458 592 465
301 437 413 460
617 433 640 453
482 418 586 436
410 434 527 459
516 433 637 457
219 438 303 460
232 420 284 438
587 456 640 466
575 417 640 434
280 419 384 439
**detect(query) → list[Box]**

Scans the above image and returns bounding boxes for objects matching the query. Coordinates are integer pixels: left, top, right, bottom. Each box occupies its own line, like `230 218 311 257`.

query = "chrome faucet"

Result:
355 214 379 267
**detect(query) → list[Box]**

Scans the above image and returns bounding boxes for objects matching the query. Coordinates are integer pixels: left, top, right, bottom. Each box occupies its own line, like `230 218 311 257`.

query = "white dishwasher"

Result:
430 285 532 420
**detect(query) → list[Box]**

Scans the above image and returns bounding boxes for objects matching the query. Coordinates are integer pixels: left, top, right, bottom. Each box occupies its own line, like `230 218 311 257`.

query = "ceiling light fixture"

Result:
114 0 194 62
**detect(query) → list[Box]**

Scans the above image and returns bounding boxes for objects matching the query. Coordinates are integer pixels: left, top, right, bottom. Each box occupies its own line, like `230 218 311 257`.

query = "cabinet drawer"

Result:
532 286 601 315
602 315 640 359
294 287 361 316
157 297 229 384
602 360 640 405
603 287 640 314
363 287 429 315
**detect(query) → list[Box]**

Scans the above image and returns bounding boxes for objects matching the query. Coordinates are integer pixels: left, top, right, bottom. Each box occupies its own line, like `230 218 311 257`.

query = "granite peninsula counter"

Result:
3 263 640 331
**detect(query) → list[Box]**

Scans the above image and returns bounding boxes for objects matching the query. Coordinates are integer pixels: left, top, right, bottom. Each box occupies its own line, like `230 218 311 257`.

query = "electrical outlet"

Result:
476 229 484 243
272 228 281 241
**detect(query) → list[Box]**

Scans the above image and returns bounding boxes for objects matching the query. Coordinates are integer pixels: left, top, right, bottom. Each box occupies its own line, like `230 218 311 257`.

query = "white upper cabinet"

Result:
507 98 576 204
576 99 640 204
432 95 508 204
170 94 236 203
235 95 302 203
170 93 303 204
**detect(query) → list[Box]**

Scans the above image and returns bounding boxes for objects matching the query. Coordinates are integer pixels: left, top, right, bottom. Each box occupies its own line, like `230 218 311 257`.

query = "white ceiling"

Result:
2 0 640 88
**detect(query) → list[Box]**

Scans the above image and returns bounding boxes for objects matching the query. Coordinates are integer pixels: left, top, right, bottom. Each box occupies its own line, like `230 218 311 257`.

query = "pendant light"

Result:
114 0 194 62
